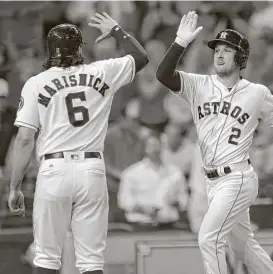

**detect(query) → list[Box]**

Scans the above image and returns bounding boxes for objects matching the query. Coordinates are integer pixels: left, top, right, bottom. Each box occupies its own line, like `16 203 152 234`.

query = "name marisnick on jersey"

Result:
198 100 250 125
38 73 110 107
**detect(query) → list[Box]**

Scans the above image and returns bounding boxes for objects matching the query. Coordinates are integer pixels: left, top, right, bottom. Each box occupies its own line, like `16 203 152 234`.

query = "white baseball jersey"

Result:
172 72 273 168
14 55 135 158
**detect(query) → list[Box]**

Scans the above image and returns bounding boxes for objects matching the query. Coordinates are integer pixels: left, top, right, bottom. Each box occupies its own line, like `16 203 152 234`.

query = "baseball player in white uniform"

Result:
157 11 273 274
8 12 148 274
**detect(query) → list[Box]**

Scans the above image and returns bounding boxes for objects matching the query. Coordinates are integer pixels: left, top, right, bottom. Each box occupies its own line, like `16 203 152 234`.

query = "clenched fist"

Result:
8 190 25 217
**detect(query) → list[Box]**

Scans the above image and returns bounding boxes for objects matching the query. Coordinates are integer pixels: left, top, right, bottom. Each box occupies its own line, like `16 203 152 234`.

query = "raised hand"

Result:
89 12 119 44
175 11 203 47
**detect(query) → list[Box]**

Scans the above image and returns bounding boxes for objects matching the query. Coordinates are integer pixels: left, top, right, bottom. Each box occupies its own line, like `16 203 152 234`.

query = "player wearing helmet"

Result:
157 11 273 274
43 23 85 70
8 13 148 274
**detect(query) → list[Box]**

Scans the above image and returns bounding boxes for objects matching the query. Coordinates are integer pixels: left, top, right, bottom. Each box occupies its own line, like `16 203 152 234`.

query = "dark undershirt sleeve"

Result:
111 26 149 73
156 42 185 92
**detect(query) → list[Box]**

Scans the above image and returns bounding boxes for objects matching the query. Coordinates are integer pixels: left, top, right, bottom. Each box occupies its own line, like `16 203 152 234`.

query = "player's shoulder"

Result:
246 79 270 94
87 56 130 68
32 69 53 82
179 70 208 80
23 75 38 88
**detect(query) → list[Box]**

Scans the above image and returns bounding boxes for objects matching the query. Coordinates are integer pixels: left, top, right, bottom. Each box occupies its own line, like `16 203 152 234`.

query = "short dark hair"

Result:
43 52 84 70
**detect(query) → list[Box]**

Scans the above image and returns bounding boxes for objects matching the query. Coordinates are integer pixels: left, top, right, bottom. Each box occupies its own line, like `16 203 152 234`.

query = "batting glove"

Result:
175 11 203 48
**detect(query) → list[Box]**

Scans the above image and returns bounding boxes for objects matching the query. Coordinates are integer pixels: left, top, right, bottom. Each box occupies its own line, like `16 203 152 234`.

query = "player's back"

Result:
31 56 135 158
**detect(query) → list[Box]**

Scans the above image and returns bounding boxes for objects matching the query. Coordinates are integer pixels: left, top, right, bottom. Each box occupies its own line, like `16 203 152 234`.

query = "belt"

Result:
204 159 251 179
44 152 101 160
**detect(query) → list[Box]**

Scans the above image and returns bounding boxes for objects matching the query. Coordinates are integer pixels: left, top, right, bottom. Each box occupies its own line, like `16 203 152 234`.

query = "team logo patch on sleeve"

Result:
18 96 24 111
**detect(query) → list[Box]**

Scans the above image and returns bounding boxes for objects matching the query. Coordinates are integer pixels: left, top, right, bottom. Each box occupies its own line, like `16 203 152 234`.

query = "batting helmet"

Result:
207 29 250 69
46 23 85 59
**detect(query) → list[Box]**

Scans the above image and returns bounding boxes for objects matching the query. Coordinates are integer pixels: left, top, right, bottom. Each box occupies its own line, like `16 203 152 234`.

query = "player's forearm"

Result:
156 42 185 92
111 26 149 72
10 136 35 191
105 165 121 180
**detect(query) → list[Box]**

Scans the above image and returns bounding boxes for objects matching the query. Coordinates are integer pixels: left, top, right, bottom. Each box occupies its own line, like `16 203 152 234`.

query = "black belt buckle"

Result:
205 169 219 179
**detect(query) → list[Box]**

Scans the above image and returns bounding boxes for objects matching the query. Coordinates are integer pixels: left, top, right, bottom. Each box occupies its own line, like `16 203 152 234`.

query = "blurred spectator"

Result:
5 28 41 111
109 79 139 124
140 1 179 43
92 38 119 61
0 78 9 112
0 42 13 80
245 3 273 90
118 131 188 229
0 78 9 178
137 39 169 132
250 120 273 201
187 144 208 234
161 122 195 179
104 99 145 222
163 92 193 124
0 38 41 186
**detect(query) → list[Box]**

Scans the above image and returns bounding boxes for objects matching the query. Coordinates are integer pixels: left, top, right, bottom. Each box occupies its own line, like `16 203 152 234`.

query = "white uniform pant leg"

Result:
198 167 259 274
33 159 73 270
60 231 80 274
71 158 109 274
227 210 273 274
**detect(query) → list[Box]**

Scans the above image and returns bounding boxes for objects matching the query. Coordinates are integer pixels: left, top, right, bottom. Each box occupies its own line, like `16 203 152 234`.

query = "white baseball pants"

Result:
32 152 109 274
198 164 273 274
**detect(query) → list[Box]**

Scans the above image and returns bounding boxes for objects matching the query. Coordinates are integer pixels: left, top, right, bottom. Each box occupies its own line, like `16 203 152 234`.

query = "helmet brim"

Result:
207 39 239 51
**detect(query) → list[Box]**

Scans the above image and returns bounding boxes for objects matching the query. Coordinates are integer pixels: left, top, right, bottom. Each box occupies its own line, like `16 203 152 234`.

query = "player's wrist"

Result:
174 36 190 48
110 25 123 36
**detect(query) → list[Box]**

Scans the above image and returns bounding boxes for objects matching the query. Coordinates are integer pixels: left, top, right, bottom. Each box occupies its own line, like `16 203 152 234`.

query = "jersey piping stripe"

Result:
209 80 251 167
196 76 216 163
206 76 223 167
215 172 244 274
180 72 185 95
210 92 235 167
14 121 38 131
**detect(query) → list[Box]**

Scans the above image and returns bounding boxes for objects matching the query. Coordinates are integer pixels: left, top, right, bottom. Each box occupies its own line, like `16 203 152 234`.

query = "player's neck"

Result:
217 74 240 89
148 155 162 167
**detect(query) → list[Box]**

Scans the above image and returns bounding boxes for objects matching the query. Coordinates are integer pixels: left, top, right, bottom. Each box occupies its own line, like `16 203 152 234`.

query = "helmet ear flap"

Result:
234 50 248 70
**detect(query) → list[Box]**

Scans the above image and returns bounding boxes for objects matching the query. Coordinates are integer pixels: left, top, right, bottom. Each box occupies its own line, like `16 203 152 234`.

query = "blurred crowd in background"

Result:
0 1 273 235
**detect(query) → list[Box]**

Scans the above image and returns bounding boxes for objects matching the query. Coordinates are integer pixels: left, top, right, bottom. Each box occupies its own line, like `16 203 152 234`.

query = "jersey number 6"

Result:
228 127 241 145
65 92 90 127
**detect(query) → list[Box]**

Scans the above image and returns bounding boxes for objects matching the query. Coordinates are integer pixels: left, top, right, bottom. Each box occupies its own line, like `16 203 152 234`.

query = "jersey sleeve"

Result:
170 71 204 106
14 77 39 131
102 55 135 93
260 88 273 127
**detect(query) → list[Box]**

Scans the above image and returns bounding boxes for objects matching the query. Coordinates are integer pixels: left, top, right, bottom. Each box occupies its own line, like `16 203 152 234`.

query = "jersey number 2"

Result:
65 92 89 127
228 127 241 145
